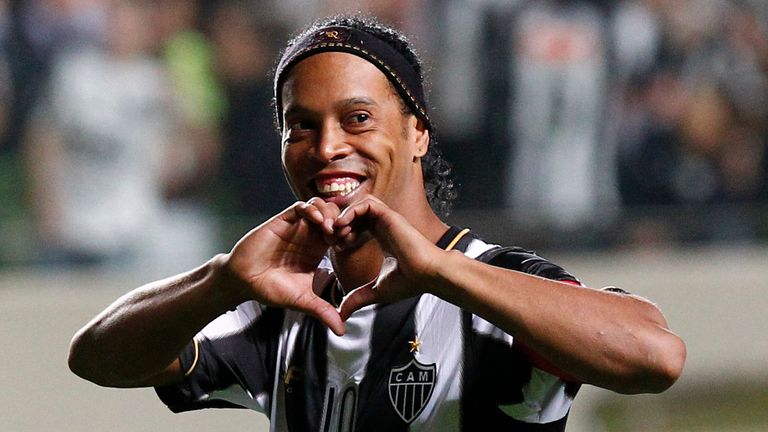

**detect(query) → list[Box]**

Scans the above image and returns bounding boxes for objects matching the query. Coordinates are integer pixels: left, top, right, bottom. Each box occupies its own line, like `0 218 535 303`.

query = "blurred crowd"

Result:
0 0 766 267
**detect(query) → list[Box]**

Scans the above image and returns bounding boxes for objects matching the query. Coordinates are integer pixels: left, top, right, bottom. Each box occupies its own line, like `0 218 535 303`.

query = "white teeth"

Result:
319 180 360 196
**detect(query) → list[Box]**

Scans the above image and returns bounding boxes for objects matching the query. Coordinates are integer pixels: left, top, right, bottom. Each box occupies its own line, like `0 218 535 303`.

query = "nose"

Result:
314 122 351 162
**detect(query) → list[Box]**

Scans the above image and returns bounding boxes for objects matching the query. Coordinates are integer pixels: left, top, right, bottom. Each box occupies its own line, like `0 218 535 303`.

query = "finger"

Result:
339 282 379 321
276 201 310 224
332 228 361 252
335 197 398 236
332 200 376 246
296 292 346 336
294 201 325 227
334 198 375 228
336 199 412 255
293 202 335 245
305 197 341 235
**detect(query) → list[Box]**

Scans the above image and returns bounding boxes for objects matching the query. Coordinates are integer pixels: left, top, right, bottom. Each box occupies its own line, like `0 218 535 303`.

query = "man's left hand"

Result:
332 197 444 320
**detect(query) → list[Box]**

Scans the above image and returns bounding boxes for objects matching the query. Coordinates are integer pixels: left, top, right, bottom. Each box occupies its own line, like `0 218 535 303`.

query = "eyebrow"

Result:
283 97 380 119
337 97 379 109
282 104 313 119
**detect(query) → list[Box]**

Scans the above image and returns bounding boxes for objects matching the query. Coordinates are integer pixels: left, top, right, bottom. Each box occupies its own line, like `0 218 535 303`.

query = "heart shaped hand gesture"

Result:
225 198 345 335
333 197 445 321
223 196 445 336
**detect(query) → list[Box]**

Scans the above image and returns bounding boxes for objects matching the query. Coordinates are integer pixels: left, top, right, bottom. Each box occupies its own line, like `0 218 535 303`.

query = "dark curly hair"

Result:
273 15 457 217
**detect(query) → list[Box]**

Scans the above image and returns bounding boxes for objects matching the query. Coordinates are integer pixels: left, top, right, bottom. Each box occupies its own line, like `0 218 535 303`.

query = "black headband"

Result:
274 25 432 131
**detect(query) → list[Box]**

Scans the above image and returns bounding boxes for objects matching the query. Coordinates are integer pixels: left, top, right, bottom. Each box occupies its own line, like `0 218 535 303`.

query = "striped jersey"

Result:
156 226 582 431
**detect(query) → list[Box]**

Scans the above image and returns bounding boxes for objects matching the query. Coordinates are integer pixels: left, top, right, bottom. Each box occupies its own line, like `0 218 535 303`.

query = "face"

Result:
280 52 429 212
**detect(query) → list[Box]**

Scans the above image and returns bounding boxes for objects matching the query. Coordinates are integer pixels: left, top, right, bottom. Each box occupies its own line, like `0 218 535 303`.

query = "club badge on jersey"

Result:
388 336 437 424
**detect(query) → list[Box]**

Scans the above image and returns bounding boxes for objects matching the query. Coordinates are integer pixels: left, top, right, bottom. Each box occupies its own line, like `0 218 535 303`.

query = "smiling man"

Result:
68 16 686 431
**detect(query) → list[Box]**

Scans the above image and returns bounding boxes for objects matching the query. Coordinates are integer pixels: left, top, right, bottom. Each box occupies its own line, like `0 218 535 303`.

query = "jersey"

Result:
155 226 582 431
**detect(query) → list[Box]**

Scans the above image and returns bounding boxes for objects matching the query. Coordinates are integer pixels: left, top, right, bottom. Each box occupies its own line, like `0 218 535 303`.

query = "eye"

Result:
345 112 372 129
283 118 315 144
288 120 312 131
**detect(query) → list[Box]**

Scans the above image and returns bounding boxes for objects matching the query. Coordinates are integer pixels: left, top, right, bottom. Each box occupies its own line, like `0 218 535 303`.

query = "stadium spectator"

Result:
206 0 294 218
24 0 216 270
504 0 617 230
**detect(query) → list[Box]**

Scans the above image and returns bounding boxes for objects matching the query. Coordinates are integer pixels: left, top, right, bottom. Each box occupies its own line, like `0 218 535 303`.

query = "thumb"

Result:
299 293 346 336
339 281 378 321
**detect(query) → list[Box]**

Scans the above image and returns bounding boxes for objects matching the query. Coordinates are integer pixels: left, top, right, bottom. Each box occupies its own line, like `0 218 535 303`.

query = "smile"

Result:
314 176 362 198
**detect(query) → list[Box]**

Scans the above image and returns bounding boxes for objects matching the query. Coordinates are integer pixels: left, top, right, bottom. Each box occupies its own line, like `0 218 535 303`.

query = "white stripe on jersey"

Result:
199 300 263 340
410 293 463 432
326 305 376 384
464 238 518 346
471 314 515 344
321 305 376 430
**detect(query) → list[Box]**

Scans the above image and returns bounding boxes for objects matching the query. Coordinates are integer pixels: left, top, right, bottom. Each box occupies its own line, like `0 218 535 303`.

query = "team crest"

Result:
388 359 437 424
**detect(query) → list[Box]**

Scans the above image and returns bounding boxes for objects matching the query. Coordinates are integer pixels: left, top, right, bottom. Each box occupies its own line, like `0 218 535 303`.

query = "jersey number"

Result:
322 384 358 432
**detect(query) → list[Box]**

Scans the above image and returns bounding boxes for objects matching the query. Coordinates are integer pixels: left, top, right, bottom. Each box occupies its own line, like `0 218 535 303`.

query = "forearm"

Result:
428 250 686 394
68 254 248 387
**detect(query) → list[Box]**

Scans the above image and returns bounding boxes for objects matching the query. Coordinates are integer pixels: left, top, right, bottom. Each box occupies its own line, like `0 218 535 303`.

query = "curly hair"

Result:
274 15 457 217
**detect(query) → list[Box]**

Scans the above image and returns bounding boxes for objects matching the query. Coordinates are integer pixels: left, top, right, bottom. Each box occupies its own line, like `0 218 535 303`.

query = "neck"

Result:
330 200 448 291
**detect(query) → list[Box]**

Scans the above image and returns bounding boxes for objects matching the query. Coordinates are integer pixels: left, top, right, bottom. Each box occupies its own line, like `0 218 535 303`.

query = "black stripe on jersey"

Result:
284 314 330 432
355 296 421 432
322 386 336 432
155 306 285 413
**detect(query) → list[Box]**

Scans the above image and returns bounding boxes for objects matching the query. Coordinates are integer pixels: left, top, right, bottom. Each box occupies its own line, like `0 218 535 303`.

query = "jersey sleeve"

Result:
478 245 581 285
471 245 582 425
154 301 284 414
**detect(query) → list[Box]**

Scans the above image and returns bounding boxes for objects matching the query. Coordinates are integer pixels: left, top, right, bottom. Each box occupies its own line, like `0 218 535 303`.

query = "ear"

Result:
409 115 429 158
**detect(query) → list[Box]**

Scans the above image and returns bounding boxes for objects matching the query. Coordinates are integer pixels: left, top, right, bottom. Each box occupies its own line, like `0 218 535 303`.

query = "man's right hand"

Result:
224 198 345 335
69 198 345 388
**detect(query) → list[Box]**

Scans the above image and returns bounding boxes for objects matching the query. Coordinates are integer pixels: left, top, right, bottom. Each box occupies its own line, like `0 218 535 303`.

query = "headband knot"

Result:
274 25 431 131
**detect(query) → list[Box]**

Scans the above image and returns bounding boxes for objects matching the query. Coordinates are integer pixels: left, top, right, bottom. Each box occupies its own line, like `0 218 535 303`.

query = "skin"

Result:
68 51 685 394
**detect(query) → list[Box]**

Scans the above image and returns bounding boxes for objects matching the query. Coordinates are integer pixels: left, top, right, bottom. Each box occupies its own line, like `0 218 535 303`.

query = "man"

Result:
68 16 685 431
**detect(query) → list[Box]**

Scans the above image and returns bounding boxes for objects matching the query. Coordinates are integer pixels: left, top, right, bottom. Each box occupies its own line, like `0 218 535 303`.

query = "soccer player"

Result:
68 15 686 431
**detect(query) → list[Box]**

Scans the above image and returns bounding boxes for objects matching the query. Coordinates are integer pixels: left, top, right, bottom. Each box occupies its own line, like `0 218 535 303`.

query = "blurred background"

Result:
0 0 766 431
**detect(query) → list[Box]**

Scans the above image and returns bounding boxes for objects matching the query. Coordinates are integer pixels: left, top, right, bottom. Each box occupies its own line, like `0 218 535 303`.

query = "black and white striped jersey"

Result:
156 226 582 431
